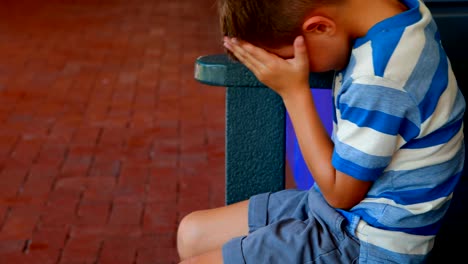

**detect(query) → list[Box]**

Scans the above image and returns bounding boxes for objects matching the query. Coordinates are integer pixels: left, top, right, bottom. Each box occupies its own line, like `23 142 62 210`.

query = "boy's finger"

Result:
239 40 284 70
224 38 265 70
293 36 308 68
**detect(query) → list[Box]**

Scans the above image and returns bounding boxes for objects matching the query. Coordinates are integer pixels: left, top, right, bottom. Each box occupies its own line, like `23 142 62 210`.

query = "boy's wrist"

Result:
281 84 312 106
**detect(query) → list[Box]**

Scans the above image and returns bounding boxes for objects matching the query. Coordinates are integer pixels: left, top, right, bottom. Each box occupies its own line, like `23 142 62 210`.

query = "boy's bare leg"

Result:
177 200 249 260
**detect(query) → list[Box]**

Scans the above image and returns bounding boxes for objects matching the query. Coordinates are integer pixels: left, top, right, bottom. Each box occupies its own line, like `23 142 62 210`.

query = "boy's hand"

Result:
223 36 310 99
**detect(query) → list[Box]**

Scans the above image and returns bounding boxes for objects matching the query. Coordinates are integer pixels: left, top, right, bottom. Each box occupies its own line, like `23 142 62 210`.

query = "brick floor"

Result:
0 0 227 263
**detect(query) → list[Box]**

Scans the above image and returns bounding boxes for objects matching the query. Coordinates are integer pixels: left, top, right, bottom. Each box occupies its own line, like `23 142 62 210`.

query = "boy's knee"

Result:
177 211 205 260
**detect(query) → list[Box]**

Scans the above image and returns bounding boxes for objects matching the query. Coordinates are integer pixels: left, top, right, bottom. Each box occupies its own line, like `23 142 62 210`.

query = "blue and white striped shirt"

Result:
329 0 466 262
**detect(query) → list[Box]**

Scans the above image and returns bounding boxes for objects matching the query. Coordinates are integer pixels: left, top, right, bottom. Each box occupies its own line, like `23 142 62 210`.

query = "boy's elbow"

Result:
326 198 356 210
324 174 372 209
323 192 363 210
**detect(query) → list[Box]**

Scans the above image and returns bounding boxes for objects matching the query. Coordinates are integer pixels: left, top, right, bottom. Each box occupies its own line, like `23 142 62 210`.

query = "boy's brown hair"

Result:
218 0 340 49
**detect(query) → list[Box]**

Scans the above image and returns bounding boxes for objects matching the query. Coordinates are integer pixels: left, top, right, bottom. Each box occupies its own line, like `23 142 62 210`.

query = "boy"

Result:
177 0 466 263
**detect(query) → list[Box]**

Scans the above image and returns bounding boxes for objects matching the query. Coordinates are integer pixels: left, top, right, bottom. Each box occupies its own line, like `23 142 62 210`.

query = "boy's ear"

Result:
302 16 336 35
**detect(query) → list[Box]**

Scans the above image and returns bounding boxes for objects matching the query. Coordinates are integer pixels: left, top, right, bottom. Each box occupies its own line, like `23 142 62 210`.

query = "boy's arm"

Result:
224 36 372 209
284 86 372 209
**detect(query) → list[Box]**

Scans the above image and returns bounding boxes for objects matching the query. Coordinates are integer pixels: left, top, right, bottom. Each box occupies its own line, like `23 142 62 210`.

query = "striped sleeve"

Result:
332 76 419 182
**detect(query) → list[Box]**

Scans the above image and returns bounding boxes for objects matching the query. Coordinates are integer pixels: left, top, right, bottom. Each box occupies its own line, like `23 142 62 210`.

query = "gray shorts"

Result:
222 187 360 264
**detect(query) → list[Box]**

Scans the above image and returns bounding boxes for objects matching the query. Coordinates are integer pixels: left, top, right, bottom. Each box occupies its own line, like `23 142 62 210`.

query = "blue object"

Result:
286 88 333 190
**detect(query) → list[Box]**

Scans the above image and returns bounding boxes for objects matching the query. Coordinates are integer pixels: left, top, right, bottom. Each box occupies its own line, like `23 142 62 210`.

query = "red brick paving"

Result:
0 0 227 263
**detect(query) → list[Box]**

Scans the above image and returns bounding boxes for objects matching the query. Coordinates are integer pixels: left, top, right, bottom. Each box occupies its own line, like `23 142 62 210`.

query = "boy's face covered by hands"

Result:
222 9 353 85
223 33 351 98
223 36 311 98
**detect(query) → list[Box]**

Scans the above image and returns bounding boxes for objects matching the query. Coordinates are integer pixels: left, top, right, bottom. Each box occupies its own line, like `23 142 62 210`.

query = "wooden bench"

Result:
194 1 467 262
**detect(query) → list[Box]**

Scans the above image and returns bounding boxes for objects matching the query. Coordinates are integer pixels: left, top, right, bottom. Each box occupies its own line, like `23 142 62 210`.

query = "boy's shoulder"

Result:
348 2 441 84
